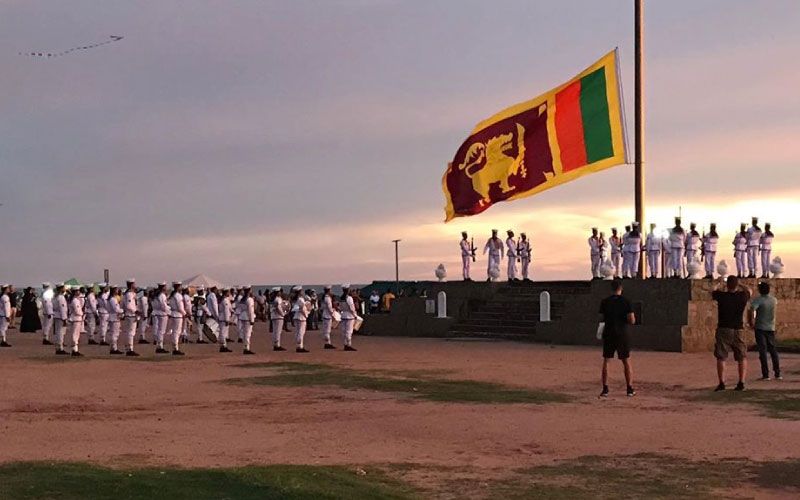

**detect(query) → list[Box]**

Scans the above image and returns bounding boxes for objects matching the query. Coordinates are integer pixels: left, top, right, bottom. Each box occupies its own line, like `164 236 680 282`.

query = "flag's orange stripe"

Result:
555 81 587 172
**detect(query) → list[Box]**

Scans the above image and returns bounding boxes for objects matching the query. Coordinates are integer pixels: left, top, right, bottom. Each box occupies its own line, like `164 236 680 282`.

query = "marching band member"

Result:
41 283 54 345
620 225 631 278
53 283 69 355
668 218 686 278
239 286 255 354
702 223 720 280
206 286 219 327
67 288 84 356
0 285 11 347
685 223 701 270
624 223 642 279
181 287 193 344
746 217 762 278
122 279 139 356
519 232 532 281
320 286 336 349
459 232 473 281
483 229 504 281
85 286 99 345
106 286 123 355
137 288 150 344
505 230 518 281
153 283 170 353
645 223 661 279
339 284 358 351
733 224 748 278
167 282 186 355
291 286 310 353
599 231 608 266
218 288 233 353
609 228 622 279
760 223 774 279
97 283 110 346
270 287 287 351
588 228 602 279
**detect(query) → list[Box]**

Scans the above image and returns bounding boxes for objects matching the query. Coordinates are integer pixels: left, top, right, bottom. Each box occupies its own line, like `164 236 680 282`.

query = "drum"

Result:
354 316 364 332
203 318 219 343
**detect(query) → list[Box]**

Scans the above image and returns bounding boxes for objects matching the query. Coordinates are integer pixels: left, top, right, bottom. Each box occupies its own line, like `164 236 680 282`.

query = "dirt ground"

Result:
1 325 798 475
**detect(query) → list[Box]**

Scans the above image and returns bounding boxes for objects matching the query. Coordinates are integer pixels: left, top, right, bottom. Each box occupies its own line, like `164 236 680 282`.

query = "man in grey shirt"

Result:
748 282 781 380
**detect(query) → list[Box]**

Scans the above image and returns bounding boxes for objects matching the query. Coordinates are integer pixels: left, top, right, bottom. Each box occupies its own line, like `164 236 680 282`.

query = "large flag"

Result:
442 50 627 222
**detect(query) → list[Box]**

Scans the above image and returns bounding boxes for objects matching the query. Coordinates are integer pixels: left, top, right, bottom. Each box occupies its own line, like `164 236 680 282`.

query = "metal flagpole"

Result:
635 0 646 278
392 239 401 294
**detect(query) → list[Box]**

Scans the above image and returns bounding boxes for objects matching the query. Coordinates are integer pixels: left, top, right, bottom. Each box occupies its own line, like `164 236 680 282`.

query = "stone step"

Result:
458 318 541 328
471 312 541 321
446 329 536 341
448 324 537 335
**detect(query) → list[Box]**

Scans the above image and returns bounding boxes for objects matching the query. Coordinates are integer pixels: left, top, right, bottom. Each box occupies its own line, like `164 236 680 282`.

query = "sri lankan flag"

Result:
442 50 627 221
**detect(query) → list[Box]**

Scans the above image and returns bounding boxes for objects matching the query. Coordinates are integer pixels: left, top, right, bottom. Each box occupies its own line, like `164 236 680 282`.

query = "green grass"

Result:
777 338 800 352
226 362 569 404
698 389 800 420
0 463 418 500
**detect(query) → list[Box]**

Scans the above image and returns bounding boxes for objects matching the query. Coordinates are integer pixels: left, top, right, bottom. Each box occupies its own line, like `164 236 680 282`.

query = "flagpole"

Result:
634 0 646 278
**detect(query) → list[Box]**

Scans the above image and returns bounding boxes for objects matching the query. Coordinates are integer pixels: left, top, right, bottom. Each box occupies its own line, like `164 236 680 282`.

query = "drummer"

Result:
320 285 337 349
194 295 211 344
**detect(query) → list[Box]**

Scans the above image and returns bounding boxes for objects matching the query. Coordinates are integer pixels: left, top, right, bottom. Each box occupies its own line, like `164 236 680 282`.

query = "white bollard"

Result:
539 291 551 322
437 291 447 319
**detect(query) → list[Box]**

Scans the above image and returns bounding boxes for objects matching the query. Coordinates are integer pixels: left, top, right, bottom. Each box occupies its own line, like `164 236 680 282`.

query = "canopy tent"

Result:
181 274 225 290
63 278 82 287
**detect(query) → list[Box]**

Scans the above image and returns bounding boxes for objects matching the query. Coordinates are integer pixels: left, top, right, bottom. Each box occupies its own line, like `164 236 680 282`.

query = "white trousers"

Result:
520 258 530 279
761 250 772 277
747 247 759 276
68 320 83 352
137 316 148 339
461 255 471 280
647 251 660 278
271 318 283 346
670 249 683 276
219 322 229 347
98 314 109 342
85 315 96 341
623 252 639 278
167 317 183 349
321 317 332 343
154 316 168 346
611 252 621 277
686 250 698 264
241 321 253 350
507 257 517 280
487 254 501 279
705 252 716 276
182 316 190 337
123 317 137 351
54 319 66 350
340 319 355 347
735 251 747 276
294 319 307 348
42 315 53 341
108 320 121 350
590 253 600 278
0 317 8 342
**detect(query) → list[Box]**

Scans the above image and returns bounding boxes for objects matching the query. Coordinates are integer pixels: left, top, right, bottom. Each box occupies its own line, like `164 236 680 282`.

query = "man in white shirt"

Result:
85 286 99 345
746 217 763 278
459 232 474 281
645 223 661 279
588 228 602 279
97 283 111 346
41 283 54 345
270 288 287 351
733 224 748 278
703 223 720 280
505 230 518 281
483 229 504 281
121 279 140 356
218 288 233 353
339 284 358 352
53 284 69 355
320 286 337 349
760 223 774 279
239 286 256 354
153 282 170 353
106 286 124 355
0 285 12 347
67 288 84 356
518 232 532 281
167 282 186 355
137 289 150 344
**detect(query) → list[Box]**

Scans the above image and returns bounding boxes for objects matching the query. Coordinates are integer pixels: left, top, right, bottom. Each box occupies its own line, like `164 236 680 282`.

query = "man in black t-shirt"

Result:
711 275 751 391
598 280 636 397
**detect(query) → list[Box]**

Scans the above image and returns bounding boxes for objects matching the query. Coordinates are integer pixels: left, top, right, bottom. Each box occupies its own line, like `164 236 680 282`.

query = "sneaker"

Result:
296 347 310 353
137 338 150 345
627 386 636 397
109 349 123 355
243 349 255 355
172 350 185 356
599 386 609 398
196 339 208 344
126 351 140 357
155 347 169 354
71 351 83 357
776 375 783 380
42 339 53 345
759 376 771 381
714 383 726 392
100 341 110 346
273 346 286 352
343 345 357 352
87 339 98 345
0 341 11 347
55 349 69 355
734 382 746 391
237 338 243 343
219 346 232 353
324 343 337 350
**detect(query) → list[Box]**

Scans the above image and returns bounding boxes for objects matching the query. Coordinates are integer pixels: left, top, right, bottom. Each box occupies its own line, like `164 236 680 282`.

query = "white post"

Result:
437 291 447 319
539 291 551 322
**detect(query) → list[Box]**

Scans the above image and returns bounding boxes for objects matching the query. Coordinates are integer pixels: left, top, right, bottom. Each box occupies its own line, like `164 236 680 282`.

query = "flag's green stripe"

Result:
579 69 613 163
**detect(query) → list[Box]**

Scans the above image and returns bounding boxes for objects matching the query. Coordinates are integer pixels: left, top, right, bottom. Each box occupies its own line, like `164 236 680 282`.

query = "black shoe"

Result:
43 339 53 345
600 385 609 398
71 351 83 357
243 349 255 355
87 339 98 345
734 382 745 391
100 341 110 346
137 338 150 344
126 350 140 357
55 349 69 355
219 346 232 353
343 345 357 352
627 386 636 397
296 347 310 353
714 383 726 392
172 350 185 356
237 338 243 343
273 346 286 352
324 343 337 350
0 341 11 348
153 340 158 345
155 347 169 354
196 339 209 344
110 349 123 355
182 338 193 344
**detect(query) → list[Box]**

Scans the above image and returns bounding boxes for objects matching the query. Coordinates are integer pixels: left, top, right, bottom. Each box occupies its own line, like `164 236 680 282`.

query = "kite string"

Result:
19 35 123 58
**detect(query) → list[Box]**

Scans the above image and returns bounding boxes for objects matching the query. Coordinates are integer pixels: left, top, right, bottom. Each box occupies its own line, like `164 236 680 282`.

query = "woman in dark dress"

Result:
19 287 42 333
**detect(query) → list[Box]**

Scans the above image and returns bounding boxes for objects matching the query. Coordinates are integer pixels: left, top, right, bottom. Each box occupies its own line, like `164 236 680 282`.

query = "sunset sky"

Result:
2 0 798 286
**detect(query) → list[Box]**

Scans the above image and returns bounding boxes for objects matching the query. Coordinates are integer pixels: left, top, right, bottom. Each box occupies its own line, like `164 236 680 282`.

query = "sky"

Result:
1 0 799 286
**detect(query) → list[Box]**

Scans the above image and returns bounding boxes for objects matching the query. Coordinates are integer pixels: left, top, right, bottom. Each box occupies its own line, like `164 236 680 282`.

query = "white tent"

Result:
181 274 226 289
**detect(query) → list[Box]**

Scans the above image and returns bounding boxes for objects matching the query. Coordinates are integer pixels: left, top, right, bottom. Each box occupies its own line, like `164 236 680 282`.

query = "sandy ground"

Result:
1 324 799 471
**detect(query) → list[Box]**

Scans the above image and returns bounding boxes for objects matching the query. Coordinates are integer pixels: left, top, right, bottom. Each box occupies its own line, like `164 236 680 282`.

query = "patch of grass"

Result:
225 362 569 405
0 462 418 500
777 338 800 353
697 389 800 420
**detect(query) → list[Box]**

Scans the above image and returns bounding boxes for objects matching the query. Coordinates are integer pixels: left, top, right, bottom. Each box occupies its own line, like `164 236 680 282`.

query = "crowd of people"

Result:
0 281 365 357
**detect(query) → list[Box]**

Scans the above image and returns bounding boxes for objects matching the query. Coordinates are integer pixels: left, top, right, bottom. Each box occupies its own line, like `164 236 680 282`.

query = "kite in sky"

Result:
19 35 124 58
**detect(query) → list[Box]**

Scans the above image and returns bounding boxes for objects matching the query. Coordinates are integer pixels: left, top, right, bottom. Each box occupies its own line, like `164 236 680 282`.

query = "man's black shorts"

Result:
603 332 631 359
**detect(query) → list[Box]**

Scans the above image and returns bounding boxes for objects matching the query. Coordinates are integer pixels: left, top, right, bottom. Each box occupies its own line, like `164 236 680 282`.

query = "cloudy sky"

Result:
2 0 798 286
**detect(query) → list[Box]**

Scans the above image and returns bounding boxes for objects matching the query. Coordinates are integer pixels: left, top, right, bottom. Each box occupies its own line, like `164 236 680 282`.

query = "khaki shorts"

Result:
714 328 747 362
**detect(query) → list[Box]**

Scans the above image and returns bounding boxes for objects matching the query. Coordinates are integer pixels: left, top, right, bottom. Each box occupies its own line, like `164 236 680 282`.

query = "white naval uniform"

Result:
293 296 309 349
645 232 661 278
218 296 232 347
122 289 138 351
234 294 244 340
182 293 193 338
97 292 110 343
733 233 748 277
459 239 472 280
137 295 149 340
760 232 774 277
167 293 185 350
67 296 84 353
41 292 54 341
685 231 701 266
239 296 255 350
483 237 504 280
518 239 532 280
746 226 762 276
53 293 68 350
321 295 334 344
340 295 358 347
624 231 642 278
106 295 123 351
588 236 602 278
703 233 719 277
505 237 518 280
610 235 622 278
153 292 170 347
0 293 10 343
662 238 672 278
669 229 685 277
270 297 286 347
206 292 219 322
85 292 98 342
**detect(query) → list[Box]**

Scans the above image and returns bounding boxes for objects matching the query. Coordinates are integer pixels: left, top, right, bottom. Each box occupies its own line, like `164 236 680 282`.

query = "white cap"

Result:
56 282 65 288
592 227 598 231
324 285 332 290
342 283 351 289
291 285 302 292
127 278 135 283
172 281 181 286
42 282 51 288
271 287 281 292
157 282 166 286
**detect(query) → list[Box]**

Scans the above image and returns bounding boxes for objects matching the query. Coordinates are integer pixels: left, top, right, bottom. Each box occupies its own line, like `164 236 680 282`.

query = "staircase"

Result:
447 281 592 341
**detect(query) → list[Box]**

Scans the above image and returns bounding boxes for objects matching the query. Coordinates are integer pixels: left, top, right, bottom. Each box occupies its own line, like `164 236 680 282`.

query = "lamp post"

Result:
392 239 401 294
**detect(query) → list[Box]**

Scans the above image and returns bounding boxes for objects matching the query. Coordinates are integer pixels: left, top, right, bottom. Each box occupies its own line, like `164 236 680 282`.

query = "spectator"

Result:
8 285 17 329
369 290 380 314
712 276 751 391
381 290 396 312
19 287 42 333
749 282 781 381
598 279 636 397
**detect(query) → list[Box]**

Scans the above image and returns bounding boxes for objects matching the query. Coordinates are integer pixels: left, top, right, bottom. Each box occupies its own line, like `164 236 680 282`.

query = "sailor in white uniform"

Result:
320 286 337 349
218 288 233 353
167 282 186 355
122 279 140 356
519 232 532 280
181 288 193 343
668 218 686 278
239 286 255 354
270 288 287 351
685 223 701 270
483 229 504 281
97 283 110 346
291 286 310 353
67 288 84 356
588 228 602 279
85 287 99 345
702 223 719 280
624 223 642 279
609 229 622 279
733 224 748 278
645 223 661 279
505 230 518 281
137 289 150 344
339 284 358 351
153 283 170 353
459 232 473 281
53 284 69 355
106 286 124 355
41 283 54 345
746 217 763 278
760 223 774 279
0 285 11 347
